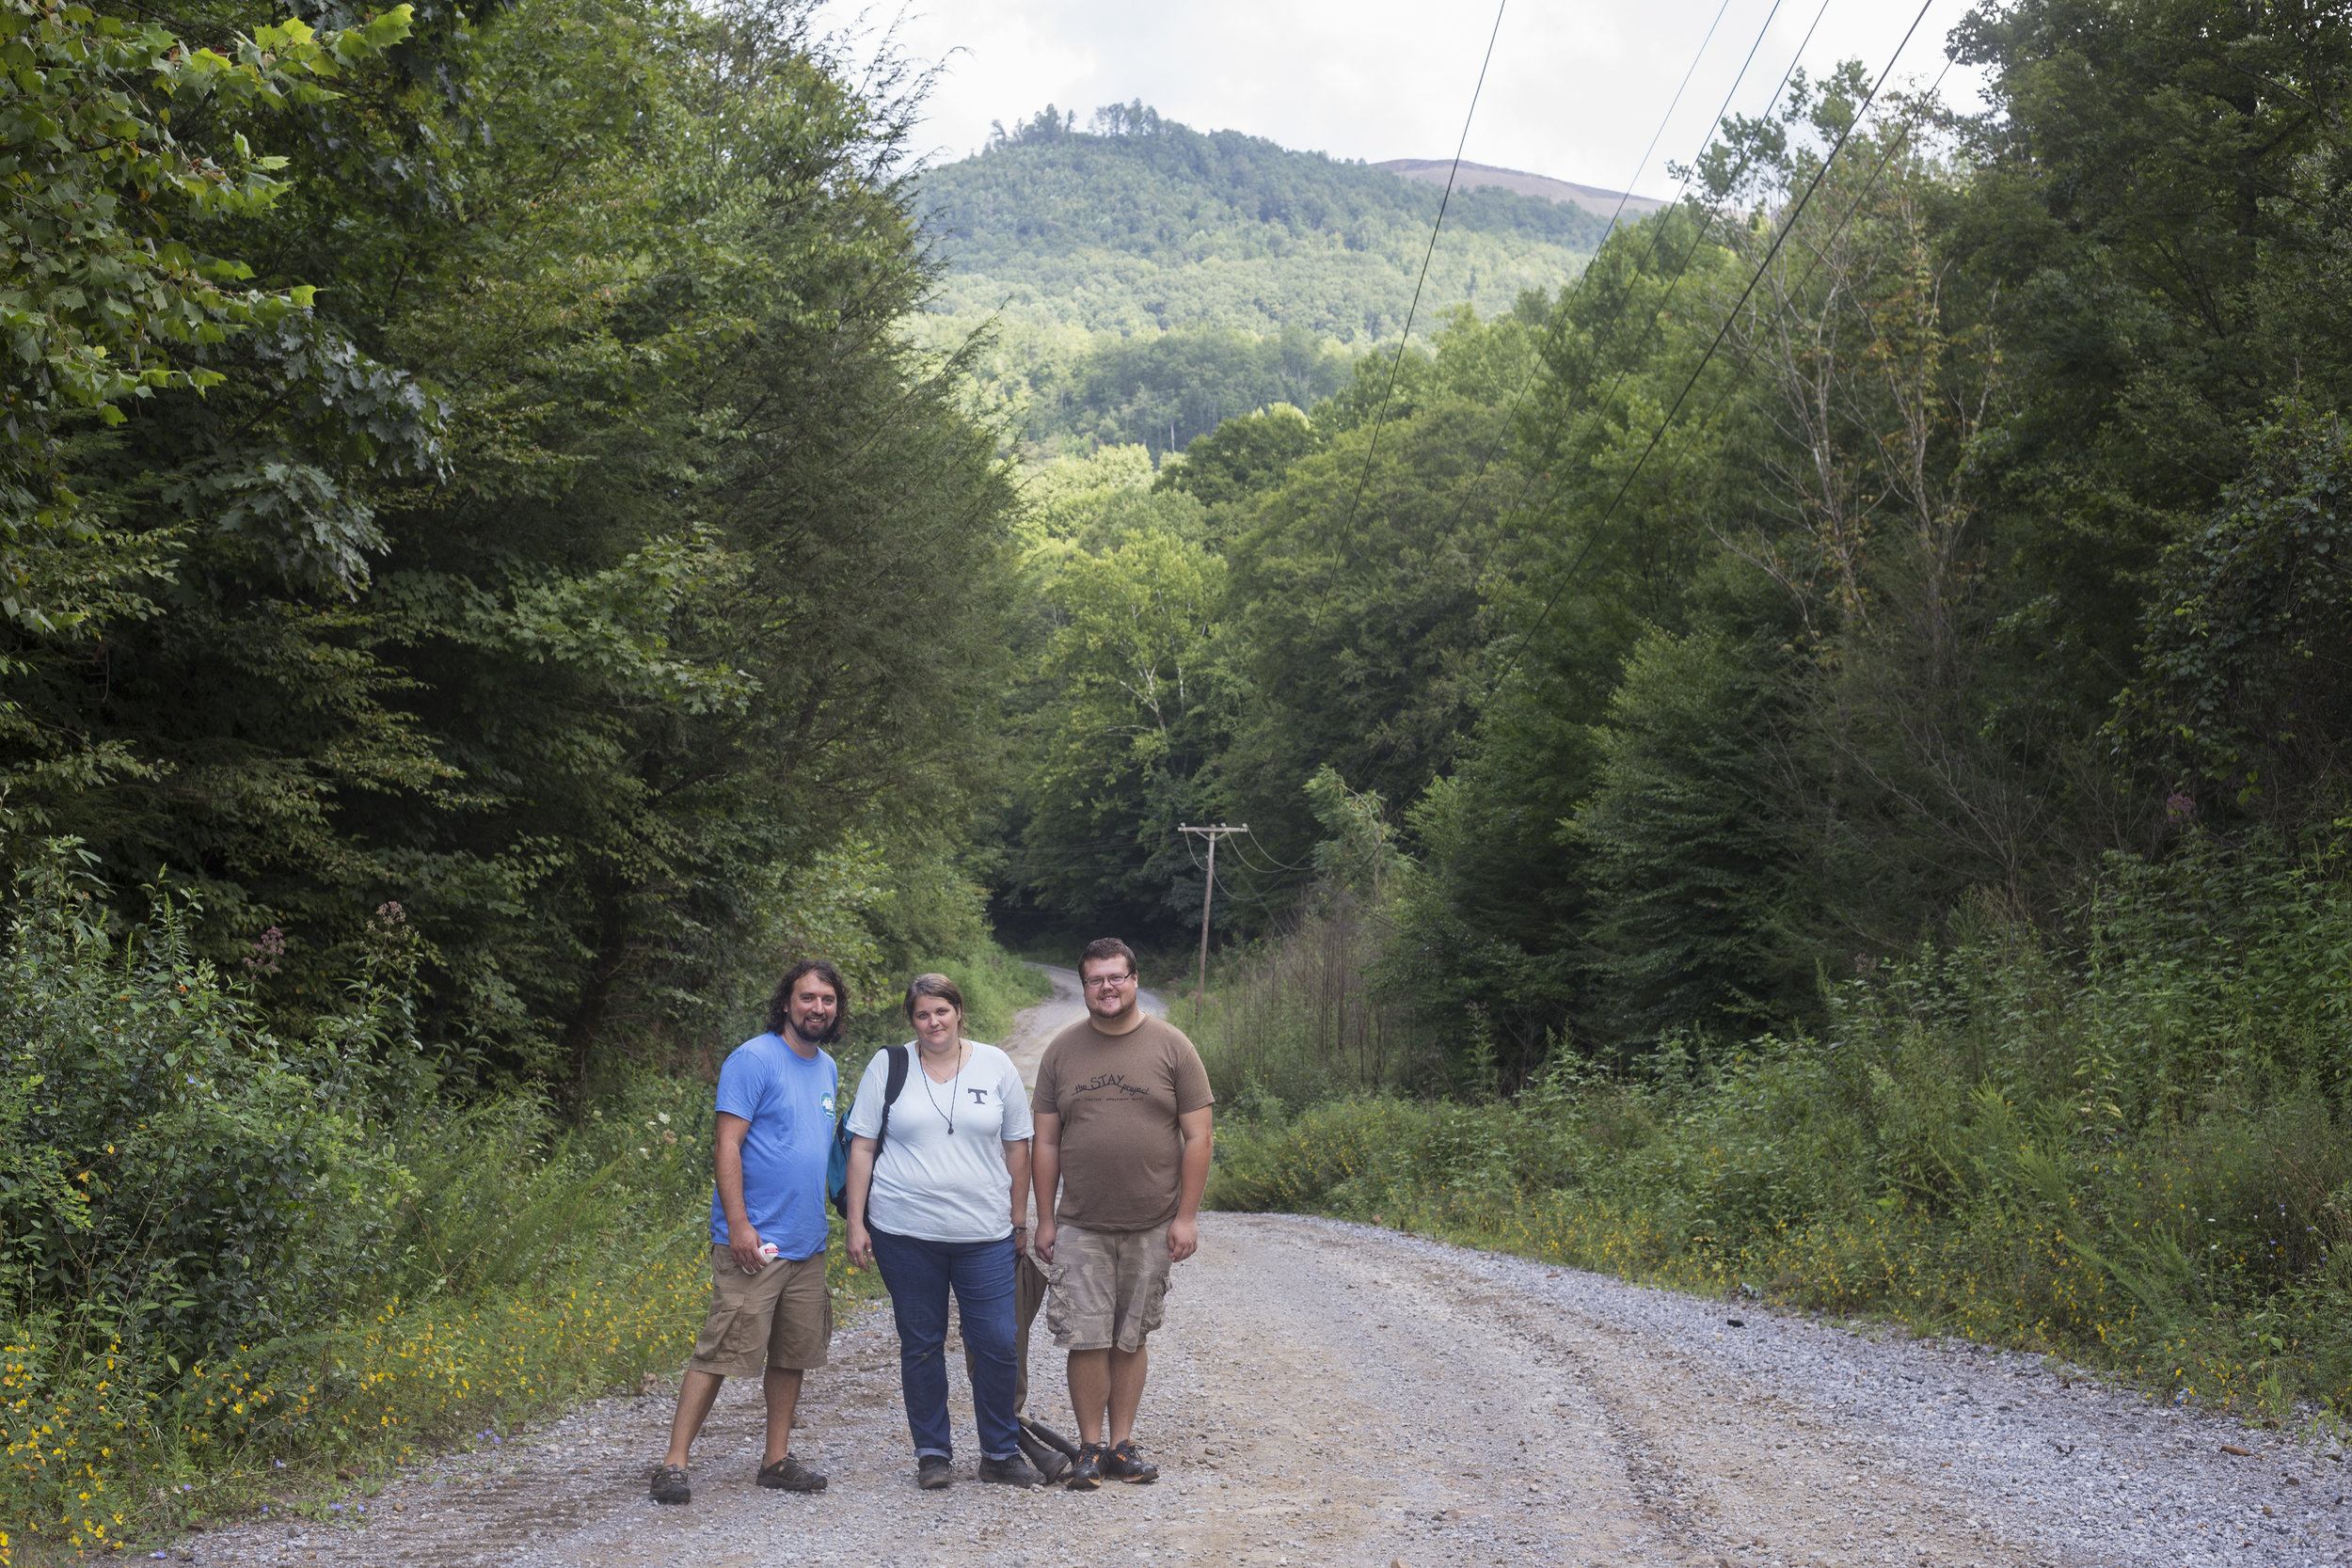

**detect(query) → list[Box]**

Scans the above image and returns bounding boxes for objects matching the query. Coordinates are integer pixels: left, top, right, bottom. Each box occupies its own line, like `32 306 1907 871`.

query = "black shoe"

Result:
917 1453 953 1490
1017 1427 1071 1485
1066 1442 1105 1491
756 1454 827 1492
649 1465 691 1505
977 1453 1045 1487
1104 1438 1159 1483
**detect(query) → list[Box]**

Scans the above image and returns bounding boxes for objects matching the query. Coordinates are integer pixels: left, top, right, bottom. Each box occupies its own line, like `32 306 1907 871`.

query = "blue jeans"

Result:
867 1227 1022 1461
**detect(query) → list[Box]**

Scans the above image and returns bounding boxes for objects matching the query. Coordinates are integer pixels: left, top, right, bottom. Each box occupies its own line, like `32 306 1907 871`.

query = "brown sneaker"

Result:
649 1465 691 1505
1103 1439 1158 1483
756 1453 827 1492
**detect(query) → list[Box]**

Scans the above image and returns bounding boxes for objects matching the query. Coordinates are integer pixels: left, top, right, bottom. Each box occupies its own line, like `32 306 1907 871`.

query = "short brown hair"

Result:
902 972 966 1020
1078 937 1136 977
767 958 848 1037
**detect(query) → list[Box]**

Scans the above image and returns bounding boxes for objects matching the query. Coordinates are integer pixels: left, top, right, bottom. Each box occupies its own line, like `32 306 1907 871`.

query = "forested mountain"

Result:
922 103 1611 339
1375 157 1666 216
912 103 1613 454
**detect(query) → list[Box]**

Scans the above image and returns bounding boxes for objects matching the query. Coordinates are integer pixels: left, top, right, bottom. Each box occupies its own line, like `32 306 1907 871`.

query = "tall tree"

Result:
1 0 1022 1083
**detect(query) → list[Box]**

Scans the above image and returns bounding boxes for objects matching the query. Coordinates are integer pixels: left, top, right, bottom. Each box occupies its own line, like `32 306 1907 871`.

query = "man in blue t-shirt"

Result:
650 959 844 1506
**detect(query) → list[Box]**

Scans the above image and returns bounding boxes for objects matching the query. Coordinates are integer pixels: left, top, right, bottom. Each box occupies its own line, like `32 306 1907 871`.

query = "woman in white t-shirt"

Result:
844 973 1041 1490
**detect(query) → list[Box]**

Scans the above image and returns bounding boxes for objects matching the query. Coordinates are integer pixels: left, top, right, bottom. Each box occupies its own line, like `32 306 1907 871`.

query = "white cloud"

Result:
824 0 1993 198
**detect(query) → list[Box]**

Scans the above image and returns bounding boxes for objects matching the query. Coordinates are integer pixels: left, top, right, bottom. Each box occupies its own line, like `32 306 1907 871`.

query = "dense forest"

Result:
914 103 1610 454
5 0 2351 1553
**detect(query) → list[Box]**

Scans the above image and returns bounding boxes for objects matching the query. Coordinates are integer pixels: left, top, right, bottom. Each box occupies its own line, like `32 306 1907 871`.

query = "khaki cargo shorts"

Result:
687 1246 832 1378
1045 1224 1171 1353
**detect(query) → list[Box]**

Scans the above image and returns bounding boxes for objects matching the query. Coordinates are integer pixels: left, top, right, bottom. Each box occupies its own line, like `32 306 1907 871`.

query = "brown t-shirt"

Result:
1033 1014 1215 1232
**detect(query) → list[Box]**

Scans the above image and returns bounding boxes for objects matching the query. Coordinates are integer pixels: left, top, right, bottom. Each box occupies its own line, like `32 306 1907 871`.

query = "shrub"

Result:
1211 843 2352 1418
0 851 425 1372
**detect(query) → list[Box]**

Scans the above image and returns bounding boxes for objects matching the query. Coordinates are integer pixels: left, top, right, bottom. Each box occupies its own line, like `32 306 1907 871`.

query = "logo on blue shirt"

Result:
821 1091 836 1118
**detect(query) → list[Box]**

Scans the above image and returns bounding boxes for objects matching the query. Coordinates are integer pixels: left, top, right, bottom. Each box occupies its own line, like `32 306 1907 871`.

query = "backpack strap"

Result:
873 1043 910 1159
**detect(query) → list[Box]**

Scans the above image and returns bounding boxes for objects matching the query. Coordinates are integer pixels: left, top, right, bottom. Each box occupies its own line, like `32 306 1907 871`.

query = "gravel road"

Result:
166 980 2345 1568
173 1215 2344 1568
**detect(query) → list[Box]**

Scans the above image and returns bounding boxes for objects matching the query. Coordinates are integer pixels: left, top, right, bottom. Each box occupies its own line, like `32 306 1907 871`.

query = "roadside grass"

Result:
4 1083 892 1565
1214 1098 2346 1418
1205 849 2352 1437
0 853 999 1566
2 1081 893 1565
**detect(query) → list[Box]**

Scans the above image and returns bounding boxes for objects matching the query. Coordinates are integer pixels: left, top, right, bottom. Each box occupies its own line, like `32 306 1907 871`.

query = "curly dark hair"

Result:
767 958 848 1040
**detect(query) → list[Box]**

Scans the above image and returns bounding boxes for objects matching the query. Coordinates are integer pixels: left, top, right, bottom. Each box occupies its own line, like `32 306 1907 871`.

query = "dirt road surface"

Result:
171 975 2342 1566
179 1214 2342 1568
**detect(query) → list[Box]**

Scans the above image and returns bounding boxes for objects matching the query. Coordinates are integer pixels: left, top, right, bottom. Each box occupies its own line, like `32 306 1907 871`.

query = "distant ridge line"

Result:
1375 158 1668 216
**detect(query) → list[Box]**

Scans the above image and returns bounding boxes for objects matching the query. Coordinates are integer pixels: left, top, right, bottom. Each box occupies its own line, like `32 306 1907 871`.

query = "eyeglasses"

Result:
1083 974 1135 990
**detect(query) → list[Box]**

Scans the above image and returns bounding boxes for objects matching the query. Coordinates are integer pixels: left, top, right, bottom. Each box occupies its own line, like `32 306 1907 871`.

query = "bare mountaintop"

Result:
1377 157 1667 217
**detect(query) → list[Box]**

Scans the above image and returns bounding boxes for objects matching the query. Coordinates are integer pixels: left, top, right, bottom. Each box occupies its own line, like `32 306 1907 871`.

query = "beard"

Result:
790 1008 844 1046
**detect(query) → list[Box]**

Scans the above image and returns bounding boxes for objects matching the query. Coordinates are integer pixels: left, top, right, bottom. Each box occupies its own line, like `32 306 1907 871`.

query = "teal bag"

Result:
827 1044 907 1217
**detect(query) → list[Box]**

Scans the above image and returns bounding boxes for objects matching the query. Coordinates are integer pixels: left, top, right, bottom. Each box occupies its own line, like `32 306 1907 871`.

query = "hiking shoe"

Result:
755 1454 827 1492
1104 1439 1159 1483
1065 1442 1105 1491
916 1453 953 1490
977 1453 1045 1488
649 1465 691 1505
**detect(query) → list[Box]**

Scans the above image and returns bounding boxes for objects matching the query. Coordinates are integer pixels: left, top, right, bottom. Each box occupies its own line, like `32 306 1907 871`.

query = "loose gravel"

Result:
158 1212 2342 1568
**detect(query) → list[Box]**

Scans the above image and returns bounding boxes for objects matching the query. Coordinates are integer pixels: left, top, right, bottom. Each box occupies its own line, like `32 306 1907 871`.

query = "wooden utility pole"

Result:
1177 823 1245 1023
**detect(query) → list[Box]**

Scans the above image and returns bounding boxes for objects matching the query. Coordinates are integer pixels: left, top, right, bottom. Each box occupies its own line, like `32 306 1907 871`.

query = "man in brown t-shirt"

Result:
1031 937 1214 1490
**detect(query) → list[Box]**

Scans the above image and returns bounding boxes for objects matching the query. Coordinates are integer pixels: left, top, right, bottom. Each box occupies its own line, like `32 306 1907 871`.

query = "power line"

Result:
1411 0 1828 623
1597 0 1744 240
1661 57 1960 467
1493 0 1943 690
1415 0 1822 559
1326 0 1509 549
1232 832 1314 876
1521 0 1831 486
1246 0 1824 875
1350 0 1779 550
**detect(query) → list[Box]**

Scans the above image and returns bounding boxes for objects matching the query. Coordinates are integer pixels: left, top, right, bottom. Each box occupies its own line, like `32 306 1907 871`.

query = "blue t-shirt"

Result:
708 1032 838 1259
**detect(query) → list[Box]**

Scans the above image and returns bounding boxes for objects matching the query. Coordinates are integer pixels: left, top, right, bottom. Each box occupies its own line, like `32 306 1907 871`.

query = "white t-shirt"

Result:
846 1040 1033 1243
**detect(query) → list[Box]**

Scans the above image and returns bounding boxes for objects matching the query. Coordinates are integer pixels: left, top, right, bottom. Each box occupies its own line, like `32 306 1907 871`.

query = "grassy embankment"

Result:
1200 848 2352 1433
0 877 1045 1564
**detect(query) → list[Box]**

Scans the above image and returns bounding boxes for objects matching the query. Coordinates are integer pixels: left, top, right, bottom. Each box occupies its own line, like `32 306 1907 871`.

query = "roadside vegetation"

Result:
1205 837 2352 1424
0 847 1031 1560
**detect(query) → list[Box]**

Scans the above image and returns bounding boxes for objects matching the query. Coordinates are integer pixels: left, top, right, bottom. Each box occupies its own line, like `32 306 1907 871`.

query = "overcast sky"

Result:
816 0 1994 200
